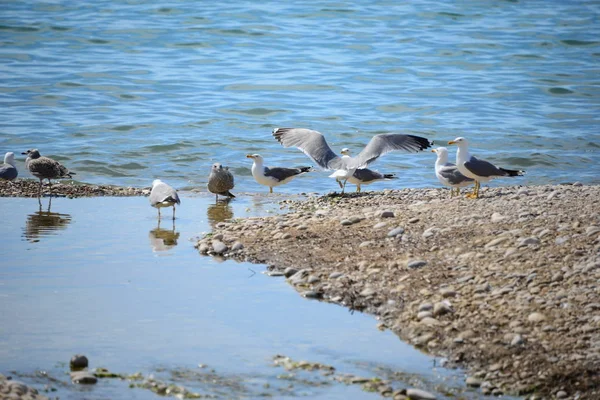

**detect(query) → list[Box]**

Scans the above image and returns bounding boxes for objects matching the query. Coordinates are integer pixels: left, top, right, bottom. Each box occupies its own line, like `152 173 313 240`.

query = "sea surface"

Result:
1 0 599 194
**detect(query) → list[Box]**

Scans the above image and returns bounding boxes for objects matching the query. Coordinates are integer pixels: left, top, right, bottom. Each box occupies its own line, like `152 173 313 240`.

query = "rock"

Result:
440 288 456 298
307 275 320 284
231 241 244 251
71 371 98 384
211 240 228 254
387 227 405 237
329 271 344 279
465 376 482 387
418 303 433 312
528 312 547 324
485 237 509 248
380 211 395 218
302 291 321 299
511 334 525 346
70 354 89 369
409 217 420 223
586 226 600 236
406 388 436 400
340 219 353 226
490 213 505 223
556 390 568 399
212 233 224 241
420 317 440 327
407 260 427 269
359 241 375 248
417 311 433 320
284 267 299 278
198 243 209 254
518 237 540 247
433 301 452 316
373 222 388 229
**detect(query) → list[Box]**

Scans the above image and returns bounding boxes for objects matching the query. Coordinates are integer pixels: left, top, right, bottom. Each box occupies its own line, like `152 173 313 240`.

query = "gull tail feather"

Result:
500 168 525 177
225 191 236 198
383 173 397 180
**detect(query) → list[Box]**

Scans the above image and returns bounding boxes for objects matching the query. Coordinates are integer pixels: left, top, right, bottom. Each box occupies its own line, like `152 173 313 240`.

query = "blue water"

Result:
0 195 480 399
1 1 599 193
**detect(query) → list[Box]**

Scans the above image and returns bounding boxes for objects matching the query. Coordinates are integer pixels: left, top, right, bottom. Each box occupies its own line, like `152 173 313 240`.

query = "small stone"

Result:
307 275 320 284
440 288 456 298
420 317 440 327
70 354 89 369
485 237 509 248
518 237 540 247
380 210 395 218
281 233 292 239
586 226 600 236
231 241 244 251
406 388 436 400
302 291 321 299
359 241 375 248
212 233 224 241
340 219 353 226
433 301 452 316
360 287 377 297
418 303 433 312
211 240 228 254
71 371 98 384
284 267 299 278
417 311 433 320
409 217 420 223
329 271 344 279
387 227 405 237
373 222 388 229
556 390 568 399
528 312 546 324
511 334 524 346
465 376 482 387
490 213 505 223
198 243 209 254
407 260 427 269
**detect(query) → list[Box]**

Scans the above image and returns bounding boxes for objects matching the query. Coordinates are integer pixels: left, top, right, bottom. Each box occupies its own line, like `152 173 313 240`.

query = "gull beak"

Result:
21 151 28 155
448 140 456 145
246 154 254 159
431 149 436 153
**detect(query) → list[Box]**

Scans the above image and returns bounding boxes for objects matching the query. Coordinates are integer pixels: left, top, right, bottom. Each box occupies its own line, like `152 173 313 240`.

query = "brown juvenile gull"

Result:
207 163 235 200
340 149 396 192
448 137 525 198
0 152 18 181
432 147 474 197
273 127 432 194
22 149 75 196
246 153 311 193
149 179 181 220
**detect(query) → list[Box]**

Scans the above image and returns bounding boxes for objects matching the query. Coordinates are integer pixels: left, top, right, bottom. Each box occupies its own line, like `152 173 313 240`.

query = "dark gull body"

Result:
207 163 235 200
432 147 474 197
246 153 311 193
273 127 431 193
0 152 18 181
149 179 181 220
448 137 525 198
347 168 396 193
22 149 75 196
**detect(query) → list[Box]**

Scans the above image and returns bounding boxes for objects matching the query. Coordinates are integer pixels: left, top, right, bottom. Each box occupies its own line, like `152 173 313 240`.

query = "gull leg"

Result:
356 184 361 193
475 181 480 198
269 187 273 194
341 179 348 196
172 205 176 220
48 179 52 197
337 179 343 189
449 188 453 198
38 179 43 197
158 208 161 220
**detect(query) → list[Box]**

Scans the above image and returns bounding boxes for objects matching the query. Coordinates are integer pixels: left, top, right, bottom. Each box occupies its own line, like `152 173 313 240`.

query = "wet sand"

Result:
197 184 600 400
0 179 148 198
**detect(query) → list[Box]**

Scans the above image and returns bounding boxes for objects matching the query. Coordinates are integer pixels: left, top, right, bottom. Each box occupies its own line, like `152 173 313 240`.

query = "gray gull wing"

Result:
352 134 432 169
264 166 310 182
439 164 474 185
150 182 180 206
273 128 343 170
463 156 510 178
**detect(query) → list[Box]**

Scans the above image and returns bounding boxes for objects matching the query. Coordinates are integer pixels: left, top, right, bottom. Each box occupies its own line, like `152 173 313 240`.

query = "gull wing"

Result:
273 128 343 170
352 134 432 169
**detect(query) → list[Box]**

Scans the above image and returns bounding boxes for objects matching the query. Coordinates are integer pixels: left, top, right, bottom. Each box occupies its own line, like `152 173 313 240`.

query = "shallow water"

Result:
1 1 599 193
0 195 487 399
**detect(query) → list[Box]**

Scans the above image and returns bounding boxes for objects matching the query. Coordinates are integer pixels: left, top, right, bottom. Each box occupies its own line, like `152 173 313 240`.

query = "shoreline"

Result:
196 184 600 399
0 179 149 198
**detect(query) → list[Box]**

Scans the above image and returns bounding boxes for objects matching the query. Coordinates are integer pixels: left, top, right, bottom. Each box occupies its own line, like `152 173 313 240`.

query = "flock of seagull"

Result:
0 128 525 220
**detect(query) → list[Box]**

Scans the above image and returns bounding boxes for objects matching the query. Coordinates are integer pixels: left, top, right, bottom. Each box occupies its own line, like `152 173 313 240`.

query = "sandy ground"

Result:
0 179 148 198
197 184 600 400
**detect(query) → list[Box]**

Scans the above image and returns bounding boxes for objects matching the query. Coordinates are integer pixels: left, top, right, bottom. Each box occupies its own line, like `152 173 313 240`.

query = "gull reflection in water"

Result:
149 220 180 252
206 198 233 229
23 197 72 243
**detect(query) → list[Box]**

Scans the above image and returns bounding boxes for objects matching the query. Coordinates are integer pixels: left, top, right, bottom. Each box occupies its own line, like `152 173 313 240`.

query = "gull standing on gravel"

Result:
22 149 75 196
432 147 474 197
246 154 311 193
207 163 235 201
273 128 432 194
149 179 181 220
340 149 396 192
447 137 525 198
0 152 18 181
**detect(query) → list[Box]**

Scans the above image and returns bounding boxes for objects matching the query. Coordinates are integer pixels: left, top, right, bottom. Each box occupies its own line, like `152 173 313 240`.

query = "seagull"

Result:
273 127 432 194
337 149 396 193
22 149 75 196
0 152 18 181
246 154 311 193
149 179 181 220
447 137 525 198
207 163 235 201
431 147 474 197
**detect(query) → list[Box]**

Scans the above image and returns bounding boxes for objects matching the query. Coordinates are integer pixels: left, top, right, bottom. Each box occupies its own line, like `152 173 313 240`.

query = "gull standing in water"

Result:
339 149 396 192
207 163 235 201
447 137 525 198
0 152 18 181
431 147 474 197
149 179 181 220
246 154 311 193
273 128 432 194
22 149 75 196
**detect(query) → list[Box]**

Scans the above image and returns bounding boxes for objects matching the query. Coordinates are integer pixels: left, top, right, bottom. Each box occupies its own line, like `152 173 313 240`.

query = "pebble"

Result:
465 376 482 387
359 241 375 248
433 301 452 316
380 211 395 218
518 237 540 247
485 237 510 248
231 241 244 251
409 217 420 223
407 260 427 269
511 334 525 346
307 275 320 284
439 288 456 298
373 222 388 229
329 271 344 279
418 303 433 312
490 213 505 223
70 371 98 384
284 267 299 278
556 390 568 398
417 311 433 320
420 317 440 327
70 354 89 369
387 227 405 237
302 291 320 299
406 388 436 400
528 312 547 324
211 240 228 254
340 219 353 226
